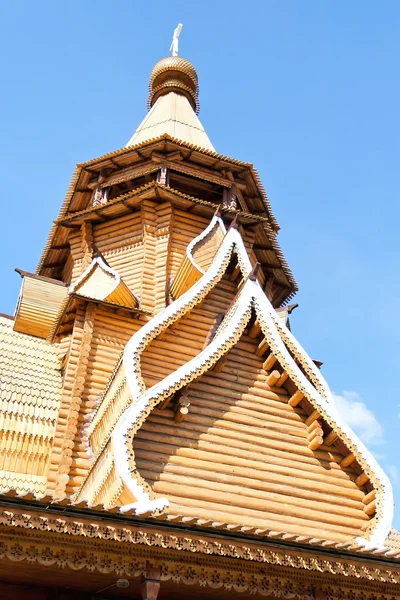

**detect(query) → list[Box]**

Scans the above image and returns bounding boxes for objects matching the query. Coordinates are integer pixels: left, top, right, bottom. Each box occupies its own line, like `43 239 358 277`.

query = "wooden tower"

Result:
0 49 400 600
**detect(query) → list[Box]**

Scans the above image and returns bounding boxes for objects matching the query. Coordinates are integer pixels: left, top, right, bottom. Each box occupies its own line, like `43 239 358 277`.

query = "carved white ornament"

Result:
101 220 392 549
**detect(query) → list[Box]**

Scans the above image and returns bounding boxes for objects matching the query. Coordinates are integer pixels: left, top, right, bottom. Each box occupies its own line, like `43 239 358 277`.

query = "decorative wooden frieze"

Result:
0 521 399 599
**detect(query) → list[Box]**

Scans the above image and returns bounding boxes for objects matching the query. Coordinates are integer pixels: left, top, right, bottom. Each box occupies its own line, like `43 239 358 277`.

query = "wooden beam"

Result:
363 489 376 505
42 261 65 269
324 431 338 446
51 243 70 250
230 264 241 282
341 452 356 468
256 338 269 357
309 436 324 451
262 353 276 371
276 371 288 387
363 499 377 516
288 390 303 407
141 563 161 600
305 410 321 427
356 472 369 487
266 370 281 387
212 356 228 373
248 322 261 338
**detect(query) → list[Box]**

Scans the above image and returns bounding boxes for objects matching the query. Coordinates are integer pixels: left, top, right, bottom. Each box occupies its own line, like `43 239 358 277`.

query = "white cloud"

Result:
333 390 384 447
387 465 400 484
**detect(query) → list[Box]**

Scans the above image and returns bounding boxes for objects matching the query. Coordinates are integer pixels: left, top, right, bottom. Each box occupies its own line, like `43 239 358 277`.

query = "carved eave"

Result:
37 136 295 302
73 218 393 550
0 505 399 600
40 180 295 306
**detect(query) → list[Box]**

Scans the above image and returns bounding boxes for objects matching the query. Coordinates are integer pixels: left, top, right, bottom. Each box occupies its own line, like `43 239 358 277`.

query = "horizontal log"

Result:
325 431 338 446
137 456 364 509
167 501 358 542
341 453 356 468
144 412 356 479
363 489 376 505
363 499 376 515
355 472 369 487
165 494 365 538
262 354 276 371
143 470 365 524
288 390 303 407
266 370 281 387
308 436 323 451
134 439 365 495
186 397 307 438
305 410 321 427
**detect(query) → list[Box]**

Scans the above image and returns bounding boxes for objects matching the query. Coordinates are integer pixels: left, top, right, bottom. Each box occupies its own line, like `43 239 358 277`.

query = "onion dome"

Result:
148 56 199 114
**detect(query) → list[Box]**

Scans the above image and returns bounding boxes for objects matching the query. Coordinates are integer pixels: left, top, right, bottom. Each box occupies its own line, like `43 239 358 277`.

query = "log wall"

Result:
65 306 144 495
134 333 369 542
93 212 144 296
140 274 238 388
168 210 209 279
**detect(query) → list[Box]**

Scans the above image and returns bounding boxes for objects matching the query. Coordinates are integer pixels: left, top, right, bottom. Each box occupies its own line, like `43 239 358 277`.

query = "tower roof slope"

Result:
126 55 214 151
126 92 215 151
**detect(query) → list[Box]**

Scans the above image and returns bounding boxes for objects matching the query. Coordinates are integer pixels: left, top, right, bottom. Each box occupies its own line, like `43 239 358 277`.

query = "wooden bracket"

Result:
174 397 190 423
262 353 276 371
256 338 268 357
324 430 338 446
288 390 303 407
266 370 281 387
213 356 228 373
356 472 369 487
157 164 170 186
306 411 324 451
141 562 161 600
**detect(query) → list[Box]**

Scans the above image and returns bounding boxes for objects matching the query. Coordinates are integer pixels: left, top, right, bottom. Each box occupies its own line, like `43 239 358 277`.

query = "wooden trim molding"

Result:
0 521 398 599
0 508 399 586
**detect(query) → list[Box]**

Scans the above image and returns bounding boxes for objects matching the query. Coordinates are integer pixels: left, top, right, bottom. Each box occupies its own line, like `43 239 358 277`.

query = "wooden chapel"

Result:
0 38 400 600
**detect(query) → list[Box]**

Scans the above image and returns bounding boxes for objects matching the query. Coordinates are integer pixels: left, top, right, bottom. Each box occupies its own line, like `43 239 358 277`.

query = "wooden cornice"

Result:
37 135 281 276
0 504 399 597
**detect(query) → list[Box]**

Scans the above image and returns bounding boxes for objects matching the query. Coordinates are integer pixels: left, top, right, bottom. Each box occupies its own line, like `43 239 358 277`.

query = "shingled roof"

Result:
0 315 62 496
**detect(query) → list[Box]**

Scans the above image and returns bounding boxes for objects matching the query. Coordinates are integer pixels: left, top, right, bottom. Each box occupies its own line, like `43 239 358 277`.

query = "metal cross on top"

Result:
170 23 183 56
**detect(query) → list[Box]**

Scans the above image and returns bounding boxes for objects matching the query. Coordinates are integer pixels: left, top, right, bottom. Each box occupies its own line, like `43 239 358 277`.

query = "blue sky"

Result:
0 1 399 528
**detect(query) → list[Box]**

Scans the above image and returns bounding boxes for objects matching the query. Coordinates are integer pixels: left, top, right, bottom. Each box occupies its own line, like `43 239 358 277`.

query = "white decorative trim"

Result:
106 221 392 548
69 256 120 293
69 256 138 304
186 215 227 273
